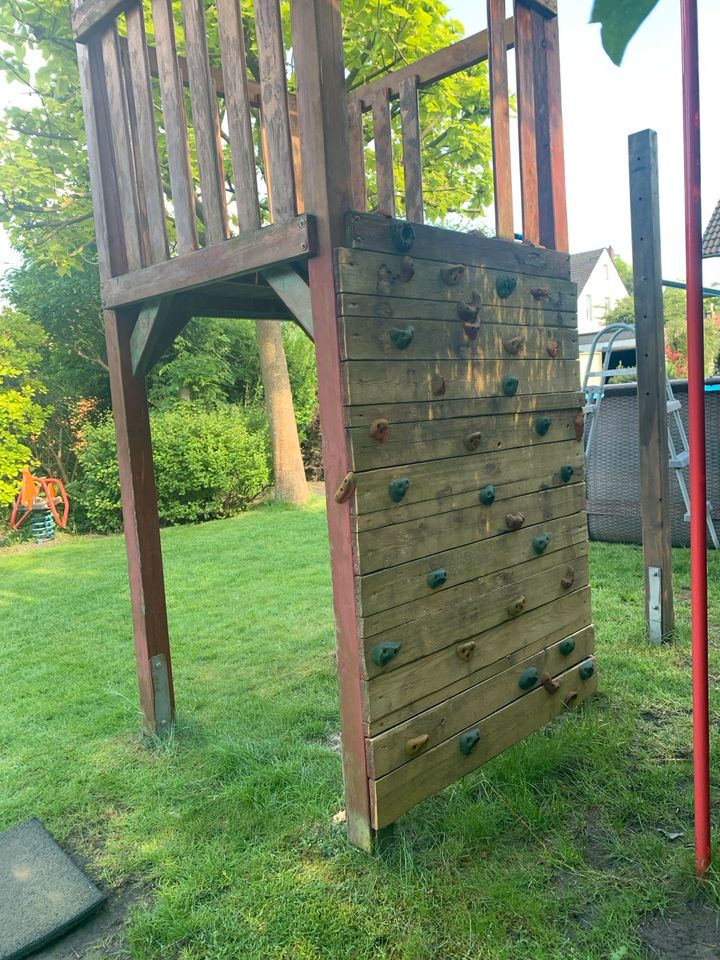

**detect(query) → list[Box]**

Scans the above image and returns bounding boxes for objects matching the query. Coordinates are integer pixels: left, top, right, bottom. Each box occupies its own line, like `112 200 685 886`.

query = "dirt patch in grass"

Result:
639 900 720 959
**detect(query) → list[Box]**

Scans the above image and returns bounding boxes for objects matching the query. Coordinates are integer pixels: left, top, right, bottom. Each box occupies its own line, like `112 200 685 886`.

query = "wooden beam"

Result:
398 76 424 223
514 1 540 245
371 89 395 217
488 0 514 239
130 296 175 376
515 0 557 17
262 266 314 338
102 216 315 308
629 129 674 642
73 0 136 42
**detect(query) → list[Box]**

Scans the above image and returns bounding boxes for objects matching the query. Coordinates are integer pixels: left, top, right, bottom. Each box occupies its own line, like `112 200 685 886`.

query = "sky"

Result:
1 0 719 285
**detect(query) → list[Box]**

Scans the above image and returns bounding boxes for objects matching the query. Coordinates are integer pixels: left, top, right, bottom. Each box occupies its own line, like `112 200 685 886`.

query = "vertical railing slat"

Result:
151 0 198 254
254 0 296 222
531 8 554 249
372 88 395 218
216 0 261 232
542 14 568 252
124 4 169 264
181 0 230 244
513 1 539 245
348 99 367 212
398 76 424 223
488 0 513 240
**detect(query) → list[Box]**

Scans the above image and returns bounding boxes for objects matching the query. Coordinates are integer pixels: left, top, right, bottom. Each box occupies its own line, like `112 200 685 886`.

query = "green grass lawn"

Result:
1 497 720 959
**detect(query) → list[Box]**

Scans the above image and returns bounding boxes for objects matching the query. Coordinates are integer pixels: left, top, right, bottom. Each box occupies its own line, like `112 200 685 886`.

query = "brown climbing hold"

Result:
334 472 356 504
508 595 526 617
440 264 466 286
369 419 389 443
505 512 526 531
463 321 481 340
400 256 415 282
456 641 476 661
563 691 579 708
463 431 483 452
377 264 394 296
541 672 561 694
432 375 447 397
531 287 550 301
574 410 585 442
547 339 560 359
503 336 524 355
561 566 575 589
457 292 481 322
405 734 430 757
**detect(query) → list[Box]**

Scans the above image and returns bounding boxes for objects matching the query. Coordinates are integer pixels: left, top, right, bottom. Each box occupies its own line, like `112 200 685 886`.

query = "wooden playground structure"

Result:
71 0 595 849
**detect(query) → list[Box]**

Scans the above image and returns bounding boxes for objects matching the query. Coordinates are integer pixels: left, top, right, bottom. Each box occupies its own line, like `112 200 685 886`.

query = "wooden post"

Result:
629 129 674 642
291 0 374 851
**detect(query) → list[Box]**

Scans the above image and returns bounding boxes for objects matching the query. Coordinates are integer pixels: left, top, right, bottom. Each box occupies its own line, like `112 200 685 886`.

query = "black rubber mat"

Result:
0 818 106 960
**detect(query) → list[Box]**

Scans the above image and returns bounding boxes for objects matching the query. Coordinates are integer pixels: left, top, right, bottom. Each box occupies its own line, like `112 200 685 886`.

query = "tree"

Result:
590 0 661 66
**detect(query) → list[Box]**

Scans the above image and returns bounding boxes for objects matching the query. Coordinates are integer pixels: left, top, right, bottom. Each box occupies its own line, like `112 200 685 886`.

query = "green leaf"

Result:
590 0 661 66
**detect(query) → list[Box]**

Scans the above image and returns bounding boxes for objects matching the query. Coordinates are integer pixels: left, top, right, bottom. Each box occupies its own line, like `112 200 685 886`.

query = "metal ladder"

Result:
582 322 718 549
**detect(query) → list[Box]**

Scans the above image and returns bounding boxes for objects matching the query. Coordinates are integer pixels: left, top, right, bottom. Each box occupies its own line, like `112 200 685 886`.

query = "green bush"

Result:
73 404 270 534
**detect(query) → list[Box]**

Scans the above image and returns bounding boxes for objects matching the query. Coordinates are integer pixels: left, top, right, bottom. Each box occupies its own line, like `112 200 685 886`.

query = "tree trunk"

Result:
255 319 309 504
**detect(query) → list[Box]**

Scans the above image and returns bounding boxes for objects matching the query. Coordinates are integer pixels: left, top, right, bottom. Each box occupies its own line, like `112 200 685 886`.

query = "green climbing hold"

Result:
496 273 517 299
391 221 416 252
390 325 415 350
371 641 402 668
427 569 448 589
560 464 575 483
389 478 410 503
459 729 481 755
519 667 539 691
536 416 551 436
479 484 496 506
579 659 595 680
502 376 519 397
559 638 576 656
533 533 550 555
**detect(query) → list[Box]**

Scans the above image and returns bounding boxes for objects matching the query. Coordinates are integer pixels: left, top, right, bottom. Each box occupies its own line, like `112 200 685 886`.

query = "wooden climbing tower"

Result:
72 0 595 849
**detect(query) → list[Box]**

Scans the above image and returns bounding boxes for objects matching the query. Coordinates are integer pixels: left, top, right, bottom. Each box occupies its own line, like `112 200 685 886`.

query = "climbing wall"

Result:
335 218 597 831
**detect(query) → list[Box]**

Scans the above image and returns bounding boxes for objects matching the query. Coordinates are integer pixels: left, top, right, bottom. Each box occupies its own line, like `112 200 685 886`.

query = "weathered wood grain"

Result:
543 15 568 252
372 89 395 217
73 0 134 42
488 0 513 239
514 1 540 245
399 75 424 223
348 99 368 212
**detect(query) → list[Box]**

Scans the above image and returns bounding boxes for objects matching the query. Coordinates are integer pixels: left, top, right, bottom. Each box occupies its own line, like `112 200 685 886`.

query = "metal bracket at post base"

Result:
150 654 173 735
648 565 662 645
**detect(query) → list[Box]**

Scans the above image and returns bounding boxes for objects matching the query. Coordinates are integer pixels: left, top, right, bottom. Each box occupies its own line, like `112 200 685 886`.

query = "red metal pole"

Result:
680 0 711 877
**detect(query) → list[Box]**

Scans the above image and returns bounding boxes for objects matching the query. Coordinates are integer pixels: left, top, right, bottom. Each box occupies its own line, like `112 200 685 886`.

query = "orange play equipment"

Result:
10 468 70 533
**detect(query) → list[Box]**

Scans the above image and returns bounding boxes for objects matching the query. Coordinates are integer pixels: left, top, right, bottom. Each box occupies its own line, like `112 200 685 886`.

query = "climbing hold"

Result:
432 375 447 397
463 431 483 452
508 595 526 617
371 641 401 668
457 296 480 323
495 273 517 299
530 286 550 301
391 220 415 252
505 512 525 531
463 320 481 341
560 567 575 590
519 667 539 691
369 418 390 443
377 264 394 296
560 464 575 483
536 416 552 436
503 336 524 356
457 641 477 661
440 264 466 286
558 638 576 656
479 484 496 506
579 659 595 680
547 339 560 359
427 569 448 589
459 729 481 755
390 325 415 350
563 691 579 708
334 472 356 504
533 533 550 555
400 256 415 282
574 410 585 442
405 734 429 756
541 672 561 694
389 478 410 503
502 376 519 397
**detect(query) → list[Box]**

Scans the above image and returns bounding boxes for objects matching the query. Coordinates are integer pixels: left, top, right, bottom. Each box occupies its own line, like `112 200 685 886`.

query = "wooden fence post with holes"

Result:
629 129 674 643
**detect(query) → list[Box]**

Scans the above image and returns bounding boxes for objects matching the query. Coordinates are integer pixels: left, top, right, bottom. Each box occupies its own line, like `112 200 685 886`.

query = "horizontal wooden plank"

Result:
367 626 595 778
336 248 576 308
370 658 597 828
339 293 576 327
102 216 314 308
341 316 578 362
73 0 135 42
349 405 580 472
358 511 588 617
343 358 580 406
346 213 570 280
352 435 584 516
517 0 557 17
367 590 592 734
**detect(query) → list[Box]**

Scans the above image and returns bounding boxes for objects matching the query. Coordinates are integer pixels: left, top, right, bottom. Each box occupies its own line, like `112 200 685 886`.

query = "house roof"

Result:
702 199 720 258
569 248 606 292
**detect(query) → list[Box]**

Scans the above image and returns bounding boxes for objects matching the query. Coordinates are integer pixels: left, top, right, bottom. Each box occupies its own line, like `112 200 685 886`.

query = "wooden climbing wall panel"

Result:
335 217 596 831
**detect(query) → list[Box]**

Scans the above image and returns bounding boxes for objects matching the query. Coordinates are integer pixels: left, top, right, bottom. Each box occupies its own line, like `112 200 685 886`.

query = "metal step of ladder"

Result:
582 322 718 549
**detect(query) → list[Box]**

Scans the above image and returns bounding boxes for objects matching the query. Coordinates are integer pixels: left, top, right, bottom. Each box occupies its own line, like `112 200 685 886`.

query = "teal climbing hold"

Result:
391 221 416 252
427 569 448 589
579 660 595 680
502 376 519 397
560 464 575 483
533 533 550 555
559 638 576 656
389 478 410 503
390 325 415 350
536 416 551 436
479 484 496 506
519 667 539 691
496 273 517 299
459 729 481 755
371 641 402 668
